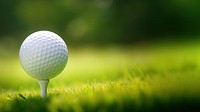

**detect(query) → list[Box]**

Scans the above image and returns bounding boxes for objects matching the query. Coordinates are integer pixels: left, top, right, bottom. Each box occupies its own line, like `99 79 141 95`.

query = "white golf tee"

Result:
38 79 49 98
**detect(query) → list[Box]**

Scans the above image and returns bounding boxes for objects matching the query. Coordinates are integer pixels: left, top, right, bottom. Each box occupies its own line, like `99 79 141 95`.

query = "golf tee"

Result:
38 79 49 98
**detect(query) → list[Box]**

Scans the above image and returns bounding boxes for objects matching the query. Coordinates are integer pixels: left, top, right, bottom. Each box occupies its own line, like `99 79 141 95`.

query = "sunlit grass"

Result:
0 74 200 112
0 42 200 111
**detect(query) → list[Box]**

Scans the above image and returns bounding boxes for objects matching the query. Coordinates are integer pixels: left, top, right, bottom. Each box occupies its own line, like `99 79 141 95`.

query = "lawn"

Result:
0 41 200 112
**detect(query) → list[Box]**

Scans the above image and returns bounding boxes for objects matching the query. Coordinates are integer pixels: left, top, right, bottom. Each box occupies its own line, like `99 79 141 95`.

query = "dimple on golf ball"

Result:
19 30 68 80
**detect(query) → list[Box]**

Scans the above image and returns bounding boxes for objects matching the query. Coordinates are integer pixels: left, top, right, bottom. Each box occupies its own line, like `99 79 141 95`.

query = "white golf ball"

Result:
19 30 68 80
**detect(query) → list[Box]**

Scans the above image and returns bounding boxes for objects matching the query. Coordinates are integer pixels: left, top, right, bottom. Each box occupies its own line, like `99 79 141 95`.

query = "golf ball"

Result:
19 30 68 80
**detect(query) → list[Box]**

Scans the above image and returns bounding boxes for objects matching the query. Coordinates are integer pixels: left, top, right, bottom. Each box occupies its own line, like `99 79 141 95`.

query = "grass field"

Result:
0 41 200 112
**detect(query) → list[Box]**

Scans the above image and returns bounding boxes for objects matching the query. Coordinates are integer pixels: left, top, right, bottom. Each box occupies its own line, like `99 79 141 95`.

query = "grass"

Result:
0 41 200 112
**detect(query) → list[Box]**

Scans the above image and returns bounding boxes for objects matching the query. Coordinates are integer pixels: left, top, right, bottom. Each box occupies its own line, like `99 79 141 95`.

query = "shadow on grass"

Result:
7 96 49 112
3 94 199 112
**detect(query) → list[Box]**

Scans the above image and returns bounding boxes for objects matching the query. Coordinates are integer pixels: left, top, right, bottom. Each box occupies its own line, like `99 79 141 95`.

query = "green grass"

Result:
0 42 200 112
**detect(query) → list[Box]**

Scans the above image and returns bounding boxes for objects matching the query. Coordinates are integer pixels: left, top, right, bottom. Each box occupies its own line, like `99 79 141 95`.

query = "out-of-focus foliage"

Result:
0 0 200 45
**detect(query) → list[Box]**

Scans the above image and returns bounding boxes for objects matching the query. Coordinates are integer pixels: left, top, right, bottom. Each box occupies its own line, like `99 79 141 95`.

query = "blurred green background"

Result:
0 0 200 89
1 0 200 46
0 0 200 88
